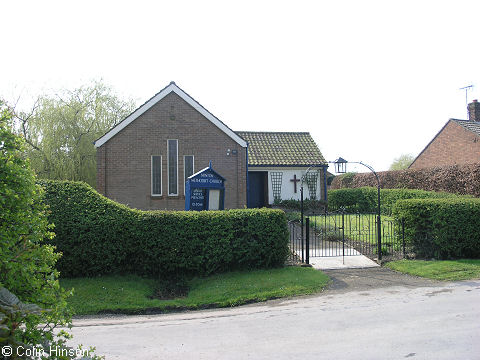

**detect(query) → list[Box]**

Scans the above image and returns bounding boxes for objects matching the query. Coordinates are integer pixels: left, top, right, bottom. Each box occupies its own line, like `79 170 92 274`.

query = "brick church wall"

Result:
97 92 247 210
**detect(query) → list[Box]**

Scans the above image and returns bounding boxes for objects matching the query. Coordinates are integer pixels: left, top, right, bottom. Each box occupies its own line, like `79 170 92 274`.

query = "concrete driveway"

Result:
69 268 480 359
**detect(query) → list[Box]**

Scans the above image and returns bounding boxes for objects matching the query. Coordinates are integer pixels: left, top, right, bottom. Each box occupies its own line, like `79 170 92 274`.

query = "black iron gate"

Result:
289 211 407 264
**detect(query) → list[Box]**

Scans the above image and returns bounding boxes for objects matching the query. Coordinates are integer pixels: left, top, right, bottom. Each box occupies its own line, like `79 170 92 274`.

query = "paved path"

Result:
291 222 380 270
294 243 379 270
69 269 480 359
308 254 379 270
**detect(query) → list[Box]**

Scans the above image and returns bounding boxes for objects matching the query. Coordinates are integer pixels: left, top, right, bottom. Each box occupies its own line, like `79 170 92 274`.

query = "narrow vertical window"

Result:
184 155 194 194
168 140 178 195
151 155 162 196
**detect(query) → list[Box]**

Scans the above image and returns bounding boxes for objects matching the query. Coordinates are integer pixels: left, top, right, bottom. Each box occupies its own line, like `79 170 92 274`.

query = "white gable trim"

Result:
94 82 247 148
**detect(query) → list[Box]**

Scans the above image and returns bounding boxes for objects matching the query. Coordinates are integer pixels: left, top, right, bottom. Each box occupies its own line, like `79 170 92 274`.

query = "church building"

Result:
94 82 327 210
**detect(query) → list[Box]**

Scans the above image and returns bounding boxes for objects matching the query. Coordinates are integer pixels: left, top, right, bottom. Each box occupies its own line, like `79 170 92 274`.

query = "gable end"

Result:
94 82 247 148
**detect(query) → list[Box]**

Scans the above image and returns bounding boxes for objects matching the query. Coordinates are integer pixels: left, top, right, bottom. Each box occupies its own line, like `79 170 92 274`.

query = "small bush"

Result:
327 187 466 214
328 187 376 213
392 198 480 259
40 180 289 278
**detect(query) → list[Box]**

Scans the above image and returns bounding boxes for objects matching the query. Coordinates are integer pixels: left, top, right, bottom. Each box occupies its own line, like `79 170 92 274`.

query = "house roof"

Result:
409 118 480 168
409 119 451 169
236 131 326 166
94 82 247 148
451 118 480 136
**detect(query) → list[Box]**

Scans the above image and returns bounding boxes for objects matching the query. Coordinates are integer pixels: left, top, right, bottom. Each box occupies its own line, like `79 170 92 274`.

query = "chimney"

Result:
468 99 480 122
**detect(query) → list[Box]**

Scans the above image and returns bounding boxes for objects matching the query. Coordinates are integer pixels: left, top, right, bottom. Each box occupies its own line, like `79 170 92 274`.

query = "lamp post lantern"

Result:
332 158 383 262
334 157 348 174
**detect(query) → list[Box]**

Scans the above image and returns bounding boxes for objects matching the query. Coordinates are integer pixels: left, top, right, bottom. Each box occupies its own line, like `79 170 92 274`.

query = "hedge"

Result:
330 163 480 197
39 180 289 278
273 199 326 211
392 198 480 259
327 187 466 214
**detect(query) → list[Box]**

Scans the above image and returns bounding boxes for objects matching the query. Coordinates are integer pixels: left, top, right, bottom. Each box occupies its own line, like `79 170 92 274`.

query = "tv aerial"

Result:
460 85 474 106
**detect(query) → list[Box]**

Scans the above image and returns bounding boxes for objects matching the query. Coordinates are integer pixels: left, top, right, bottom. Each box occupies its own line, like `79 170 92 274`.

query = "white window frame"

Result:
167 139 179 196
151 155 162 196
183 155 195 195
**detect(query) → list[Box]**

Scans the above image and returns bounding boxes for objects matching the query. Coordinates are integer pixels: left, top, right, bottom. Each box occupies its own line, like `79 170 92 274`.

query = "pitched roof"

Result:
409 118 480 169
451 118 480 136
94 82 247 148
236 131 326 166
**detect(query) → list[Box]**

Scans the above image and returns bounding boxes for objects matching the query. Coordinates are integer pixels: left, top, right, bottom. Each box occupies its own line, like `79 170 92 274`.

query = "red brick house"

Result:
410 99 480 169
94 82 327 210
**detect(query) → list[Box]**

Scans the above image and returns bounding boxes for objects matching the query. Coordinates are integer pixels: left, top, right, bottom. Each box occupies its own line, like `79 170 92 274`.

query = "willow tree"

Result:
14 81 135 186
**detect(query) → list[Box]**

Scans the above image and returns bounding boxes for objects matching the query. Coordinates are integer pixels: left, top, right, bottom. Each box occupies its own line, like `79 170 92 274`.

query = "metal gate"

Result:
289 211 407 264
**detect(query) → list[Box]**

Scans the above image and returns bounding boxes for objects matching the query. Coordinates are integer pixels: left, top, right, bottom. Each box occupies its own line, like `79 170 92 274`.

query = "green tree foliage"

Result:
13 81 135 186
0 103 99 359
389 153 415 170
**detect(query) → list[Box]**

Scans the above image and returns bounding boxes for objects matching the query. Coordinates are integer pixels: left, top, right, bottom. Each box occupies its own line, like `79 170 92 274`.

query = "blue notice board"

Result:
185 163 226 211
190 188 207 211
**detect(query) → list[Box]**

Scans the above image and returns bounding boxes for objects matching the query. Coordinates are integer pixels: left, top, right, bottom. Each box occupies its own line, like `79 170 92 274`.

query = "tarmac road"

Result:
69 268 480 360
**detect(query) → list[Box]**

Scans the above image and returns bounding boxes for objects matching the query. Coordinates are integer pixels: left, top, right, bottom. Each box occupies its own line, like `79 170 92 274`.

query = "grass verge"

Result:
385 259 480 281
61 267 329 315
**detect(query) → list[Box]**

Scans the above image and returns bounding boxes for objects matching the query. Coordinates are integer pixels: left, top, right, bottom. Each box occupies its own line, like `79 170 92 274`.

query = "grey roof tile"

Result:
452 119 480 136
236 131 326 166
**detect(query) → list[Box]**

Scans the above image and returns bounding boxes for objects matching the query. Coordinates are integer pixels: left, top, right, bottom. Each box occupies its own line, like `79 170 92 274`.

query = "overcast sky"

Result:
2 0 480 172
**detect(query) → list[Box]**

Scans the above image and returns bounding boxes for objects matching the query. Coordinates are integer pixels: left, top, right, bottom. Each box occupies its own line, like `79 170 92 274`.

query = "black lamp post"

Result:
333 158 382 262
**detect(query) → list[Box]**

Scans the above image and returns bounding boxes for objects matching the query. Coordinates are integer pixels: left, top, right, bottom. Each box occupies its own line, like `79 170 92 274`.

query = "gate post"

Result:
377 185 382 262
300 186 304 263
306 217 310 265
342 210 345 265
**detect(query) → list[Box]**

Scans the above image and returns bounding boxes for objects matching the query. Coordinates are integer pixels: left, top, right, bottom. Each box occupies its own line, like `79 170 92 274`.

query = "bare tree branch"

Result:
11 99 44 152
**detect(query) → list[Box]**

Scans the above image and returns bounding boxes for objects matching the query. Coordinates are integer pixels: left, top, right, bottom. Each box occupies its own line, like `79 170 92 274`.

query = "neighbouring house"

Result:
410 99 480 169
94 82 327 210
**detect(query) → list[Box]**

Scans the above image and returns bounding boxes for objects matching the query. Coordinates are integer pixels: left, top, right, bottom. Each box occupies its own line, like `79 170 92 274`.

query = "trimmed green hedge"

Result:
392 198 480 259
327 187 467 214
330 163 480 197
273 199 326 211
39 180 289 278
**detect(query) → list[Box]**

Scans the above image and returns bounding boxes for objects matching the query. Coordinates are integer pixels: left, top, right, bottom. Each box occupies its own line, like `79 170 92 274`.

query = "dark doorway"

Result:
248 171 268 208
